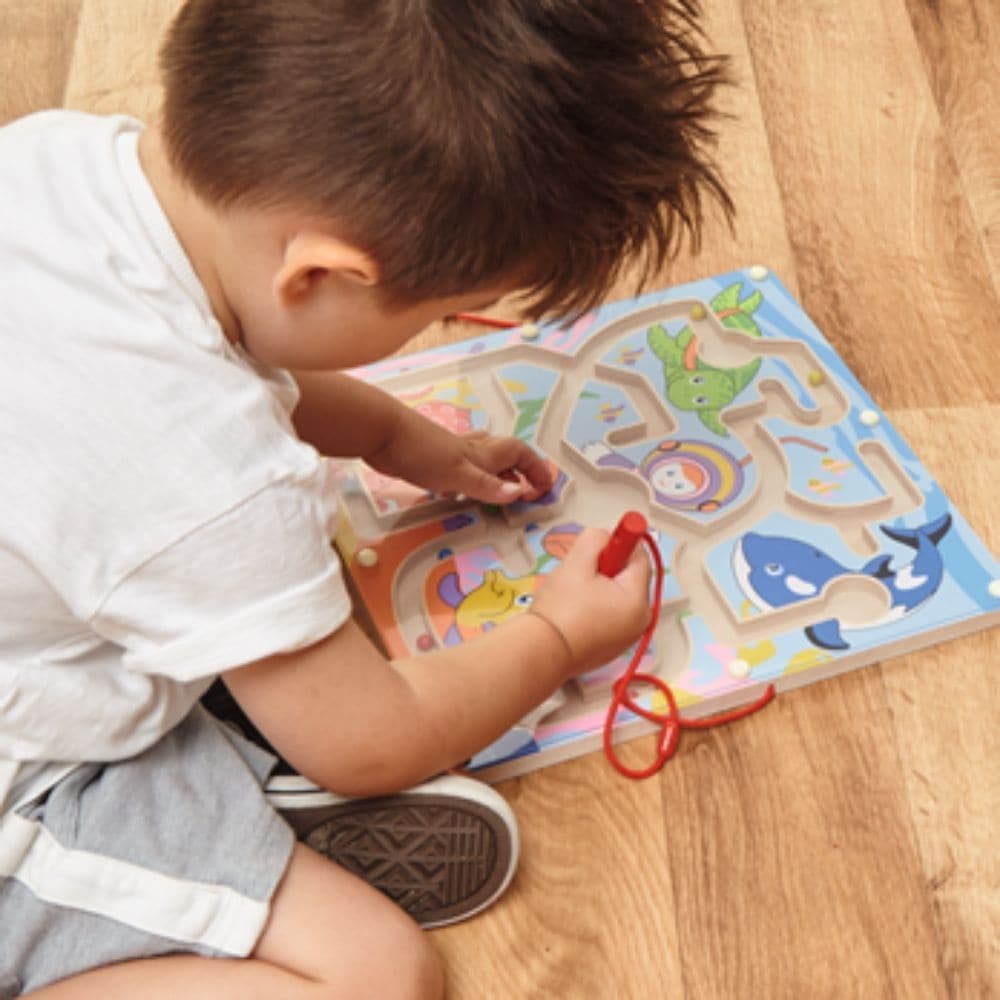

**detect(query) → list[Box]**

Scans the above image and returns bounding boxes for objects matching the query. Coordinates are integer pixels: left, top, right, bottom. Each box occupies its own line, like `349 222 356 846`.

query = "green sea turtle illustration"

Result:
648 282 765 436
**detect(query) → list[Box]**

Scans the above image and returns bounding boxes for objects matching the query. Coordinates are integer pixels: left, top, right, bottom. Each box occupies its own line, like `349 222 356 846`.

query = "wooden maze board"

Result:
331 267 1000 781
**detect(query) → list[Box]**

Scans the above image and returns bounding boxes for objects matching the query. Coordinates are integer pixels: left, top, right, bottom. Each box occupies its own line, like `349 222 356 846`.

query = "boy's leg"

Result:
26 843 443 1000
2 707 456 998
203 681 520 928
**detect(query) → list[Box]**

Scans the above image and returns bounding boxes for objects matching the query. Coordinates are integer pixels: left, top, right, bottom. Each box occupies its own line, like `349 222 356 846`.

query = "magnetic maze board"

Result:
331 267 1000 782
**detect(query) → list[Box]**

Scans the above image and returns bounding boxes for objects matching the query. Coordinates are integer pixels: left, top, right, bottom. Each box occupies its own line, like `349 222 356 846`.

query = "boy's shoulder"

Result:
0 110 152 250
0 108 140 167
0 110 147 265
0 108 320 605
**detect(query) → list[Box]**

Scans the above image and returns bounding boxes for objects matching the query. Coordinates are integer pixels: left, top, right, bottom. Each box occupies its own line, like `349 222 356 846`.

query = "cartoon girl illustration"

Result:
582 439 748 513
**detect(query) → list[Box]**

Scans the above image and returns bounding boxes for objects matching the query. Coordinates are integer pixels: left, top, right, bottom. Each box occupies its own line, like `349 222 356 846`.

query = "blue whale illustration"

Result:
732 514 952 650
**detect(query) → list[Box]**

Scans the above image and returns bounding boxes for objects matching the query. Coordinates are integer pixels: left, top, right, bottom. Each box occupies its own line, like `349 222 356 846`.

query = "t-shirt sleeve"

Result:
89 474 352 682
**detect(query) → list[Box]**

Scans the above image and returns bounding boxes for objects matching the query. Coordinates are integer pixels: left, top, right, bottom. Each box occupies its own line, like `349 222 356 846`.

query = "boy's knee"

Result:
396 928 444 1000
399 928 444 1000
360 918 442 1000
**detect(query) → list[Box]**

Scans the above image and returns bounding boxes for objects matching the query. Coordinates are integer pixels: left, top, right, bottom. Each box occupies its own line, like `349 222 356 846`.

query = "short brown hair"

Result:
160 0 731 317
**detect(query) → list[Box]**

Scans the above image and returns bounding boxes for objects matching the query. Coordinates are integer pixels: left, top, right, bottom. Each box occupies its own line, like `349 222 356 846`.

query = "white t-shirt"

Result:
0 111 352 812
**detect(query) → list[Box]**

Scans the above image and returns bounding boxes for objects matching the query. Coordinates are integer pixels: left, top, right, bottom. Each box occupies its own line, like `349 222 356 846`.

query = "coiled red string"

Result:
603 532 776 779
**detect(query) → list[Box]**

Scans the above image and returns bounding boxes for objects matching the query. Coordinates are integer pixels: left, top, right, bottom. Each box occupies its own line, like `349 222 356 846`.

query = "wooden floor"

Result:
3 1 997 997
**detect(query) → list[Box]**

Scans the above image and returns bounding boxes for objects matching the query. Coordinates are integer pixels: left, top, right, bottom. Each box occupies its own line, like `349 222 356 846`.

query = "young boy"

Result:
0 1 729 997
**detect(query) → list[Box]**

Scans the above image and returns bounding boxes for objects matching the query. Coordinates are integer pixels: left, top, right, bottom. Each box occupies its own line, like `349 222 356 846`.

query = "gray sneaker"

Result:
266 773 520 929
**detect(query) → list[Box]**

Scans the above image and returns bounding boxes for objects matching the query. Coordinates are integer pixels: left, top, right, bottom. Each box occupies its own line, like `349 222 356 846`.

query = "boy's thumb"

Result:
560 527 610 570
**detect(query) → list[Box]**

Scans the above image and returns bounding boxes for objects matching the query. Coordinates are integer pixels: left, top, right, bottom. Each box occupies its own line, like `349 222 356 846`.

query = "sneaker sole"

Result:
270 775 519 929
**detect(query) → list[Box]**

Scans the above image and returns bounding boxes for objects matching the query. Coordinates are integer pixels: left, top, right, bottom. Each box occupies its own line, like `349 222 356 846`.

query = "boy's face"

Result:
282 288 510 370
250 285 511 372
214 211 514 371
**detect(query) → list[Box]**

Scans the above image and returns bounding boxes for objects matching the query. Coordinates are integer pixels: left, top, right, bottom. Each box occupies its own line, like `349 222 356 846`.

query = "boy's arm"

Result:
290 370 409 463
224 611 567 795
222 529 650 796
291 370 554 503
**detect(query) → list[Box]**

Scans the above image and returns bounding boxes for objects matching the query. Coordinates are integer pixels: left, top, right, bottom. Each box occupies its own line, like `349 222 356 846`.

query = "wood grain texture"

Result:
0 0 82 122
2 1 997 997
438 756 685 999
741 0 998 414
884 407 1000 998
905 0 1000 294
665 676 948 1000
63 0 181 119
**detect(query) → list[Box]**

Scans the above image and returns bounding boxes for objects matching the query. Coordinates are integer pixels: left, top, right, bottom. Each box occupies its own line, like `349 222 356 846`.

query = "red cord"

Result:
602 532 777 779
451 312 519 330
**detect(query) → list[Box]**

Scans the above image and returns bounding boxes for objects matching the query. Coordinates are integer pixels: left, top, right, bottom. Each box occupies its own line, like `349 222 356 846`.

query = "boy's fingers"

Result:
510 446 555 496
561 527 653 586
456 462 528 503
618 545 652 588
477 436 554 497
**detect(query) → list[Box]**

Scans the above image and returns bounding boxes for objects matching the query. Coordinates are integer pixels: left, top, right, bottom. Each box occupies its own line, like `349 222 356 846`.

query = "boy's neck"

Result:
138 123 241 345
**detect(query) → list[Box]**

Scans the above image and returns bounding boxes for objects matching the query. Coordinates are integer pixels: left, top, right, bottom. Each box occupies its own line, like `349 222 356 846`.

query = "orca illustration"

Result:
732 514 952 650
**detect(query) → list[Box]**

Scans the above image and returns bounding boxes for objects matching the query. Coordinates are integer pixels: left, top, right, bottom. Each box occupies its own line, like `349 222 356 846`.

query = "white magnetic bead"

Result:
728 658 751 679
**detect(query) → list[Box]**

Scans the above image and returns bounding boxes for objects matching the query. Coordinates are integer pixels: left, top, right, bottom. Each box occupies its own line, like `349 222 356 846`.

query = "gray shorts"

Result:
0 706 295 998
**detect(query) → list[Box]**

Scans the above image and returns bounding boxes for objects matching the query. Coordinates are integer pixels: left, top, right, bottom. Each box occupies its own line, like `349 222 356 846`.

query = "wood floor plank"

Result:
663 0 799 291
884 407 1000 999
63 0 181 118
904 0 1000 296
661 671 949 1000
0 0 83 124
883 629 1000 999
435 753 685 999
741 0 998 412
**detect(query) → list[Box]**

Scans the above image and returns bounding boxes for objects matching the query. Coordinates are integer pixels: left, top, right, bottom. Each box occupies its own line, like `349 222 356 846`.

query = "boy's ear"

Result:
274 231 380 306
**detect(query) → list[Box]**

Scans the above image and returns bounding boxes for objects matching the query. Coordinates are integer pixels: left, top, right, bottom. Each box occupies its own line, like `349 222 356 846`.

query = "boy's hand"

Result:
368 414 555 505
530 527 653 676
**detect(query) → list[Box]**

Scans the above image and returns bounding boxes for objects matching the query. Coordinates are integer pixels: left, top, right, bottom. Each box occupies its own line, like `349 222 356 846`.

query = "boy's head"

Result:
159 0 731 331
